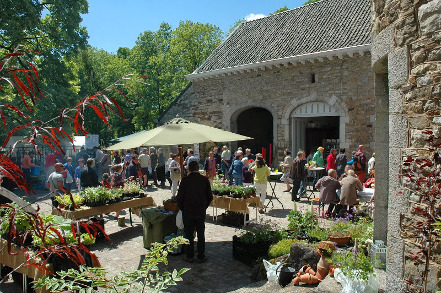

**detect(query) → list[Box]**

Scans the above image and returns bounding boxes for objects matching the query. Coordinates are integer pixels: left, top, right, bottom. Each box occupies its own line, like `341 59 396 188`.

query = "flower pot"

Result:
329 235 351 247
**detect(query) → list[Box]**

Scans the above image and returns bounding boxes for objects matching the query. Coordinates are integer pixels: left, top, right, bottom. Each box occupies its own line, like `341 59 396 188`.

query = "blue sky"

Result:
81 0 305 53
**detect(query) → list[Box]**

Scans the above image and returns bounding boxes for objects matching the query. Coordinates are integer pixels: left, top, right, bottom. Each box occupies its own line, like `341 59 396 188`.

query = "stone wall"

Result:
371 0 441 291
160 54 375 164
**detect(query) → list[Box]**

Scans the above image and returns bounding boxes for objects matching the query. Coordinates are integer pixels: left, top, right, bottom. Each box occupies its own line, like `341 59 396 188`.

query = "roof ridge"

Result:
243 0 335 25
192 0 370 75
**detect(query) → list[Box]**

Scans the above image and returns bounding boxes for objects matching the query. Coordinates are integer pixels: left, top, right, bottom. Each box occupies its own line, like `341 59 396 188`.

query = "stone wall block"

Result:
416 75 433 86
389 88 403 113
418 0 441 35
408 116 430 129
386 237 405 280
388 47 409 89
433 84 441 97
410 128 429 148
428 47 441 61
389 114 408 148
411 48 426 65
372 25 395 67
410 63 431 76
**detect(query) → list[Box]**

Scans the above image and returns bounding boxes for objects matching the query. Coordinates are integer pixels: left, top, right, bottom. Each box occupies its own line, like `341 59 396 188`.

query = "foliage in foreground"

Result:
331 248 376 283
34 237 190 293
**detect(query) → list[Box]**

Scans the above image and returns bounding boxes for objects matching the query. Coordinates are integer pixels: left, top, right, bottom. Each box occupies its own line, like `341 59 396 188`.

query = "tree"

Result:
72 47 137 144
303 0 321 4
128 21 222 129
0 0 90 142
0 0 88 56
271 6 290 14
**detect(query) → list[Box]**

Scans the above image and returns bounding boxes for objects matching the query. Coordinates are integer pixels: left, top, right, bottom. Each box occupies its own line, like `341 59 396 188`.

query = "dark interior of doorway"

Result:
305 116 339 156
237 108 273 164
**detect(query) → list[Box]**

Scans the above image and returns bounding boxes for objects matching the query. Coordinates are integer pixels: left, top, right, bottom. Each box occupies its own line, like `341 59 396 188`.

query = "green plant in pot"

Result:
327 219 352 247
331 248 377 284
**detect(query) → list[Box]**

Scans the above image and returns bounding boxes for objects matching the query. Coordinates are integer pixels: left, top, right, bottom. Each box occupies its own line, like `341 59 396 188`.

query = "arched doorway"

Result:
236 108 273 164
291 102 341 157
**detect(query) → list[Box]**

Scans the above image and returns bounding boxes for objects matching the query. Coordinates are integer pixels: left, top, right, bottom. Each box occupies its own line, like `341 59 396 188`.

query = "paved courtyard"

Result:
1 180 322 293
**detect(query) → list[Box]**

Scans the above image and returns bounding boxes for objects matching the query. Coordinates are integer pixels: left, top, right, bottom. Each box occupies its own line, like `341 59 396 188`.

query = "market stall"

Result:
210 195 263 225
52 196 155 225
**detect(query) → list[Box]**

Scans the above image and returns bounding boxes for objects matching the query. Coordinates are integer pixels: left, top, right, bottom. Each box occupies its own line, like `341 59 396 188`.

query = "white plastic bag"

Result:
176 210 184 229
263 259 280 282
334 268 379 293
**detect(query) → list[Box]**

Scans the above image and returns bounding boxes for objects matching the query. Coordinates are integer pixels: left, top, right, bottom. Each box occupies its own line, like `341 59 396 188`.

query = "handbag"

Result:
176 210 184 229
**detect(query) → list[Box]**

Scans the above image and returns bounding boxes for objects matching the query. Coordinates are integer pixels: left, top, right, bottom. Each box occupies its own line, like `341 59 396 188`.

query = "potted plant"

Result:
331 248 378 290
327 219 352 247
233 221 285 266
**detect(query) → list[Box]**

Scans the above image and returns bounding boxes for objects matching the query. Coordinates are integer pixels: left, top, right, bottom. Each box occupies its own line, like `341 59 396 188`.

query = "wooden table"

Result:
0 238 100 293
209 195 263 225
0 239 51 293
52 196 156 225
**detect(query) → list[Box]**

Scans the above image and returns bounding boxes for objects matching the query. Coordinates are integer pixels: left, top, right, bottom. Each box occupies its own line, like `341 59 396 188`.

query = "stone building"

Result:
159 0 375 164
371 0 441 291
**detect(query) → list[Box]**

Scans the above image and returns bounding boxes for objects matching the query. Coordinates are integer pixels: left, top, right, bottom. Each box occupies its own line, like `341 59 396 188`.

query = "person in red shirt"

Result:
22 151 37 185
45 152 57 183
326 148 337 171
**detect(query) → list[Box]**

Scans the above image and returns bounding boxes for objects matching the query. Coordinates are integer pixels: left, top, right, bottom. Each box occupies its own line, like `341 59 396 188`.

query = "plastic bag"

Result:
334 268 379 293
263 259 280 282
176 210 184 229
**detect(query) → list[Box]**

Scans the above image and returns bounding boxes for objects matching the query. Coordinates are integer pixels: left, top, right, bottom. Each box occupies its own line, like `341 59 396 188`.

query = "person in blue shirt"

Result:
230 151 244 186
74 158 85 190
63 157 75 190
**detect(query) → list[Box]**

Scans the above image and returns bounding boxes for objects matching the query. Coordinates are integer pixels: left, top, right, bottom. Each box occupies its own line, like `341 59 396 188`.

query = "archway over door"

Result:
291 102 341 156
236 108 273 163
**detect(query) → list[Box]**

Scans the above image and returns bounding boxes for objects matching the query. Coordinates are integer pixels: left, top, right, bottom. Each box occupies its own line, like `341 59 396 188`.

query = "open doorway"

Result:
236 108 273 164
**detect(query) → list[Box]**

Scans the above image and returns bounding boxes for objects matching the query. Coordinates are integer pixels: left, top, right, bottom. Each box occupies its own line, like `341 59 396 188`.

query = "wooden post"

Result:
179 145 184 178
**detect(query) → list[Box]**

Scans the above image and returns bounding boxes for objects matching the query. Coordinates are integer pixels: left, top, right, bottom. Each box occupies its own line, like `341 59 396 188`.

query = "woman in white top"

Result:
169 154 181 196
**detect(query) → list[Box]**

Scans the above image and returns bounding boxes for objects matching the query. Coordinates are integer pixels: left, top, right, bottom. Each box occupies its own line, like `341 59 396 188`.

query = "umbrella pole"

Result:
179 145 184 178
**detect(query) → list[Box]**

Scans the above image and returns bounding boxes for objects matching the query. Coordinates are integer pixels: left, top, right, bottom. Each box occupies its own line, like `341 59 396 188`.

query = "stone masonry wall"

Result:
371 0 441 291
161 55 375 164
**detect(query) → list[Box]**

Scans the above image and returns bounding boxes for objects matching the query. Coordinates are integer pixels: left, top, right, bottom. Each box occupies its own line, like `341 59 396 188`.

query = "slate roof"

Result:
193 0 370 74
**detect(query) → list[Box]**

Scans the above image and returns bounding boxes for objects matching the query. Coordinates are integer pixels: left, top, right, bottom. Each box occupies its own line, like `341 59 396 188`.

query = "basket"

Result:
164 202 179 213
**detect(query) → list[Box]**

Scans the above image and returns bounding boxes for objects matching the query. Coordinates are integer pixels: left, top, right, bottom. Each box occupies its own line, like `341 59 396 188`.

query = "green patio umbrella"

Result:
107 116 252 177
107 116 252 150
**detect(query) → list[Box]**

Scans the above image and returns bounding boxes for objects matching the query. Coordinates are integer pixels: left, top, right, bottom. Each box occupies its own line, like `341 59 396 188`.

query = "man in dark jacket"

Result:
177 160 213 263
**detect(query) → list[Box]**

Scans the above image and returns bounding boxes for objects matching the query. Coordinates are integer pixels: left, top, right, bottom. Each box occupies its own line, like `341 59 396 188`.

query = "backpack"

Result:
353 153 365 171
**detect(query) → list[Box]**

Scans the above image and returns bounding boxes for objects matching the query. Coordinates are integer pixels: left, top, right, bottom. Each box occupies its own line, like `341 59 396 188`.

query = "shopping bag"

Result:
176 210 184 229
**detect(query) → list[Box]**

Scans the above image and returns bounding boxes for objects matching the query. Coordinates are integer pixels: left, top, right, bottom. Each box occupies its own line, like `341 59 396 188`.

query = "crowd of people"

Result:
25 142 375 264
286 144 375 217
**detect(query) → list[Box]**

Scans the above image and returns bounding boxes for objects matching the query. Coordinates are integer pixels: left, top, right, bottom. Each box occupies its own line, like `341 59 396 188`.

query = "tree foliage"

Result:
271 6 290 15
303 0 321 5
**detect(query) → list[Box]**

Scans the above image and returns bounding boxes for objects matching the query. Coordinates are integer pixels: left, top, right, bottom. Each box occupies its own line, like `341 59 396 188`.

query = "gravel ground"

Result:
1 180 324 293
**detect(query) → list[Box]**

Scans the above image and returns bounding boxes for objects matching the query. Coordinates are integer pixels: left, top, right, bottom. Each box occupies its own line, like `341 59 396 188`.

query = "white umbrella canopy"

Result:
107 116 252 150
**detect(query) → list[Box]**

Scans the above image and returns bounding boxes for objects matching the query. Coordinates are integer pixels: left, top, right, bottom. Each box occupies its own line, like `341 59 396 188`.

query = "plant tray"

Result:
221 212 249 227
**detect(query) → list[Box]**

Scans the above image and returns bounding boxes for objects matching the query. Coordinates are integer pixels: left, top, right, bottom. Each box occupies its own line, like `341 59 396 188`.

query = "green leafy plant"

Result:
238 221 286 245
327 219 352 237
331 248 376 282
31 215 96 248
348 218 373 244
268 239 297 258
308 226 329 241
287 210 318 236
55 194 84 208
122 180 141 194
33 237 190 293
